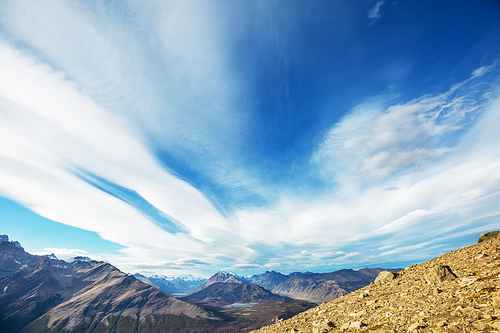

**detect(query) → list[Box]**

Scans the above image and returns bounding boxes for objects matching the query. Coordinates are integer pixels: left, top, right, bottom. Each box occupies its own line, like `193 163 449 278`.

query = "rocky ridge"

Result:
252 231 500 332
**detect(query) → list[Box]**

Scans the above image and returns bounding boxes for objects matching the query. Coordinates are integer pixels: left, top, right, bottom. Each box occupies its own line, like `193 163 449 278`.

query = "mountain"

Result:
186 271 249 295
271 267 401 303
134 273 205 295
0 238 222 333
252 231 500 333
248 271 289 291
181 282 316 331
183 282 282 308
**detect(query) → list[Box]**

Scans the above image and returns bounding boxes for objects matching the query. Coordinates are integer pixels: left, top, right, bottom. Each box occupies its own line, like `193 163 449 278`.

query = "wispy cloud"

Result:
0 1 499 276
315 69 496 182
368 1 385 23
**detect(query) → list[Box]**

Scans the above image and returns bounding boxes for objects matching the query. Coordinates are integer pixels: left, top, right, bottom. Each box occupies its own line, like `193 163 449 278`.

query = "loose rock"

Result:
374 271 396 285
478 230 500 243
424 265 457 284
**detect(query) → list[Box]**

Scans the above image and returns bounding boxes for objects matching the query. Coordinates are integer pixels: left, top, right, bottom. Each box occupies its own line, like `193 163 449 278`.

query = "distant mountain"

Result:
183 282 282 308
186 271 249 295
271 268 401 303
72 255 91 262
134 273 205 295
181 282 316 329
248 270 289 290
0 238 221 333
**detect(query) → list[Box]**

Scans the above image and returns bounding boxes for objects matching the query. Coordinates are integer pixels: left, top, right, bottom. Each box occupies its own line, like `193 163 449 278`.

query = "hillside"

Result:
252 231 500 332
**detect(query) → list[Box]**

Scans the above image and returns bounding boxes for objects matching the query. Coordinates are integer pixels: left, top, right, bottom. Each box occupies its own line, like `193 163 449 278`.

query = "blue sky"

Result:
0 0 500 277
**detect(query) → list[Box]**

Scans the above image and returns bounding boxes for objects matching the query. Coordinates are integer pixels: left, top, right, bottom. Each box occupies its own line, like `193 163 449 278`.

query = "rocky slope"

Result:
271 268 400 303
252 231 500 333
0 239 220 332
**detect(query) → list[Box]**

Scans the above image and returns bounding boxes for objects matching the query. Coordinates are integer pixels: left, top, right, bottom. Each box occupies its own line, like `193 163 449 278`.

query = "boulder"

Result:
424 265 456 284
312 320 334 333
478 231 500 243
349 321 367 329
374 271 396 285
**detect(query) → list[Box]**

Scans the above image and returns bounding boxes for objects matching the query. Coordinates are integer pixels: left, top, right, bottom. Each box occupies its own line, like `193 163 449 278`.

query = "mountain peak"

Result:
0 234 23 249
185 270 249 295
44 253 58 260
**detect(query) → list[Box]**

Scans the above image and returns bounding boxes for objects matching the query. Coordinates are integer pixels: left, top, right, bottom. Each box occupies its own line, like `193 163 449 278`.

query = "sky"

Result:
0 0 500 278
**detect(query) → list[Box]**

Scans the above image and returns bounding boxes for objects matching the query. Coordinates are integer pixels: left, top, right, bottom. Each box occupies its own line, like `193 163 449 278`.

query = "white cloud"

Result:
472 65 495 78
228 70 500 271
0 39 249 274
34 248 105 262
0 1 499 276
368 1 385 23
315 69 494 182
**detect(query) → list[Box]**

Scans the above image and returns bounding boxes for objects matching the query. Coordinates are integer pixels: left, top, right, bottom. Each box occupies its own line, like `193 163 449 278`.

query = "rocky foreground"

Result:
252 231 500 333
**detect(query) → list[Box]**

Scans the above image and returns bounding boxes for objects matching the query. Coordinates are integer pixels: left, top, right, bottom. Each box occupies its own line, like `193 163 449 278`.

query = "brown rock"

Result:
375 271 397 285
408 322 426 331
434 319 447 327
349 321 367 329
340 322 350 330
475 259 492 265
461 307 476 312
478 230 500 243
312 320 334 333
424 265 457 284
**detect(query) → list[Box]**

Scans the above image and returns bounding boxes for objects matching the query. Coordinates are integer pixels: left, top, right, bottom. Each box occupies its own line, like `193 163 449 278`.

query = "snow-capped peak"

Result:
45 253 58 260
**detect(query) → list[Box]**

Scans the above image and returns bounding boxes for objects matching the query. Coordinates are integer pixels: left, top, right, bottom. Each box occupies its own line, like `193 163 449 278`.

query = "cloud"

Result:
34 248 105 262
368 1 385 23
315 68 496 182
0 39 243 274
472 65 495 78
0 1 499 277
126 258 210 271
230 264 262 270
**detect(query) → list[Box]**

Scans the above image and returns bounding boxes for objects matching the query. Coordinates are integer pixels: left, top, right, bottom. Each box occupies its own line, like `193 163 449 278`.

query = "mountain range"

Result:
134 273 205 296
269 268 401 303
0 234 403 332
182 268 400 304
0 237 221 333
